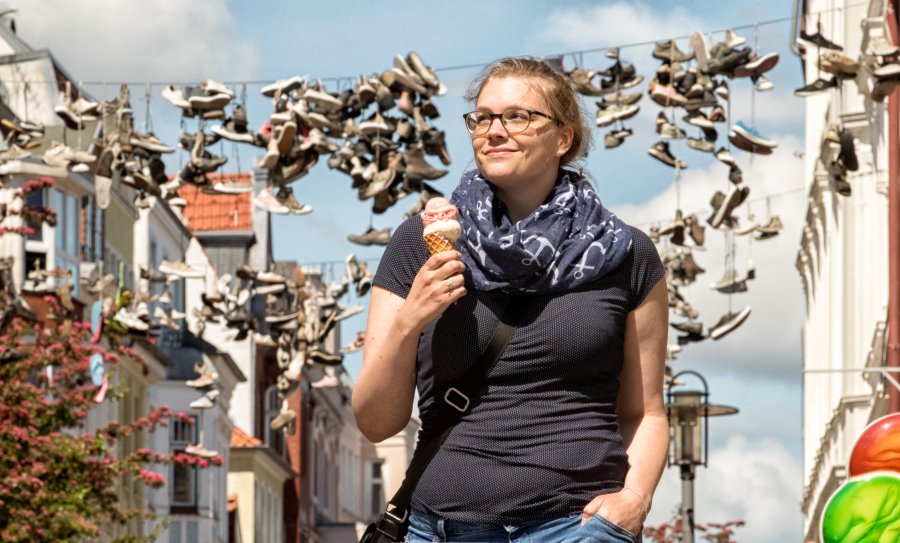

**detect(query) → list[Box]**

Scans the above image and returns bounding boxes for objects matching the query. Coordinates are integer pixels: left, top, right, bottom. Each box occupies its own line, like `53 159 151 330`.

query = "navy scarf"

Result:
450 169 633 295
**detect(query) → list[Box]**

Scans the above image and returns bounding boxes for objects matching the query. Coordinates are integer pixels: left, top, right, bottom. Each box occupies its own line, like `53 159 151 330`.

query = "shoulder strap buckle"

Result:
443 387 470 412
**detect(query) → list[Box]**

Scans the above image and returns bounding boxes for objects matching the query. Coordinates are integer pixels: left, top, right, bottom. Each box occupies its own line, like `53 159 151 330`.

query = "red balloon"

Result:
849 413 900 476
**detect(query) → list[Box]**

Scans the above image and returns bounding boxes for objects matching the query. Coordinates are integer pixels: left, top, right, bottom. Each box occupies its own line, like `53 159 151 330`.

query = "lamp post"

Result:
666 370 738 543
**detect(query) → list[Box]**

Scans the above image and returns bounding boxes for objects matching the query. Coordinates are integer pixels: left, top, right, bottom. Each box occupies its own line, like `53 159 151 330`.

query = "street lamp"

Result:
666 370 739 543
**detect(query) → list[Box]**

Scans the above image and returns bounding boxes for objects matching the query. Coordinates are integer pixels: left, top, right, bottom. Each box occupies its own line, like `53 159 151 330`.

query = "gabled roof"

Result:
0 17 34 56
231 426 263 448
178 172 254 233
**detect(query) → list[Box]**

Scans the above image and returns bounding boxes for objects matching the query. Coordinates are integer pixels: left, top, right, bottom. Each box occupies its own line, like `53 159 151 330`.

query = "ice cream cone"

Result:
424 232 455 255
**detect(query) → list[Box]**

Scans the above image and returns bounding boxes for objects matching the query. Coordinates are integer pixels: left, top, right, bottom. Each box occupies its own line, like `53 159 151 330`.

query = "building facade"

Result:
0 15 418 543
796 0 897 540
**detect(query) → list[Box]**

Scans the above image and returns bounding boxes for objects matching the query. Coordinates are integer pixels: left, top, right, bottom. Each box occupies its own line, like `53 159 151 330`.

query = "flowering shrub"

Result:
643 514 745 543
0 294 220 542
0 177 58 237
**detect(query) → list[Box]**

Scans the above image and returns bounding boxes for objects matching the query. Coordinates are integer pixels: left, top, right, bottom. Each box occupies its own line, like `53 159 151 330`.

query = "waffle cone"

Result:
424 232 455 255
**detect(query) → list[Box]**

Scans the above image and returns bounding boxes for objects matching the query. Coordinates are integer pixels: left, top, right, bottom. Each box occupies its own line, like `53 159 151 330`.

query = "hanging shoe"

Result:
838 128 859 171
731 121 777 150
710 268 748 294
819 51 859 78
652 39 695 62
732 52 780 79
270 409 297 432
307 348 344 366
647 140 688 169
734 214 759 236
311 367 340 389
799 28 842 50
671 320 703 336
185 444 219 458
275 186 313 215
189 389 220 410
708 306 752 340
684 214 705 246
347 226 392 246
754 216 783 240
794 77 838 97
339 331 366 353
253 187 290 214
159 259 204 279
356 262 373 297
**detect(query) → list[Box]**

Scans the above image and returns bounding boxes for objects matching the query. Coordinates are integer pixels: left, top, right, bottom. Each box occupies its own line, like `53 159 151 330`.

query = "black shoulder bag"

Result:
359 295 527 543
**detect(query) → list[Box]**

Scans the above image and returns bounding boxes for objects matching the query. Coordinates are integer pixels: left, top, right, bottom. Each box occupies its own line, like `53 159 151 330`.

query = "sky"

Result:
11 1 813 541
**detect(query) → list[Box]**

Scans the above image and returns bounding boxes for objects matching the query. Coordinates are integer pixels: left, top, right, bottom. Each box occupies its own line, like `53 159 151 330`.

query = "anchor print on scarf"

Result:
451 168 633 294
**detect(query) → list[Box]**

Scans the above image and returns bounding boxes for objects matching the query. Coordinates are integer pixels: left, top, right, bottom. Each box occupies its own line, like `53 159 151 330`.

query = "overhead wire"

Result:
5 0 872 88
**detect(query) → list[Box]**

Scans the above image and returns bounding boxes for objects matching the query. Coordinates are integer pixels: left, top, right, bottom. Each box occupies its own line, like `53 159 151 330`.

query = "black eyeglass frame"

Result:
462 108 558 135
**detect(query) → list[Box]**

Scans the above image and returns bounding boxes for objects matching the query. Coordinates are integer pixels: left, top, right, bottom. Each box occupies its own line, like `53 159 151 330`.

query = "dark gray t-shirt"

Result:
373 214 665 523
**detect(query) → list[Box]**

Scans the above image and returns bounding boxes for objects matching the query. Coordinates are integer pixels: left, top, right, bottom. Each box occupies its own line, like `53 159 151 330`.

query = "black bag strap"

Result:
375 295 527 537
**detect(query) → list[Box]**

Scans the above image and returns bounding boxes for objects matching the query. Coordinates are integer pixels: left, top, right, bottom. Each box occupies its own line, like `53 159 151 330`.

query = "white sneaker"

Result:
185 444 219 458
190 389 219 409
212 178 253 194
285 353 304 381
202 79 235 98
161 85 191 109
253 187 290 214
159 259 204 279
252 283 286 296
311 371 339 389
256 270 286 283
114 308 149 332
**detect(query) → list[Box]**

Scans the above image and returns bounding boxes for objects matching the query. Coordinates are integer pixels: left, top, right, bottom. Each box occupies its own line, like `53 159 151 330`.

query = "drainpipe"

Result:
888 0 900 413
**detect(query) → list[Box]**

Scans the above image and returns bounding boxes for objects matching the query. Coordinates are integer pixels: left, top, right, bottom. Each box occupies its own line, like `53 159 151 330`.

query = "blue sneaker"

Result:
732 121 777 150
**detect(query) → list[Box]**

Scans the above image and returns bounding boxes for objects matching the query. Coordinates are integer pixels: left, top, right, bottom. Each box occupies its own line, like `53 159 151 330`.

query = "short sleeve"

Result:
627 226 666 311
373 214 430 298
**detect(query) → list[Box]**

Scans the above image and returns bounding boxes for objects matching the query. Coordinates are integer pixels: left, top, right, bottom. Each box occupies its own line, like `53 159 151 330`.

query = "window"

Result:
89 196 103 263
171 416 198 507
370 461 384 518
52 189 81 295
169 520 198 543
169 520 181 543
105 247 133 294
24 186 44 242
263 385 283 454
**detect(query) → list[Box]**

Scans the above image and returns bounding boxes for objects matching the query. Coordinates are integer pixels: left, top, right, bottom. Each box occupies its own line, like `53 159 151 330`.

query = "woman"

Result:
353 57 668 543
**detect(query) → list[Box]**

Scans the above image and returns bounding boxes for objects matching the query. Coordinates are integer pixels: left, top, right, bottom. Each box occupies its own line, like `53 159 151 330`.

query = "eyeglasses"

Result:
462 108 557 136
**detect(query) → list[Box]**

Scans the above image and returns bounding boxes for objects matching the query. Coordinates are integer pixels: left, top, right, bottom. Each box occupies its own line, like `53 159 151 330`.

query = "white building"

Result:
796 0 897 540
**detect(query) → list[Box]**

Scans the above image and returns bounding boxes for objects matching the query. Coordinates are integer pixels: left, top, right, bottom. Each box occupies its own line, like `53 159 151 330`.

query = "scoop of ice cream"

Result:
421 197 459 225
421 197 461 246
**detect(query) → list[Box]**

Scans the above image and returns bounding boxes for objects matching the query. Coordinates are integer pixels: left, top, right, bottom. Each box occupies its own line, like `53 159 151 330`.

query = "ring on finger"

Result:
444 279 454 292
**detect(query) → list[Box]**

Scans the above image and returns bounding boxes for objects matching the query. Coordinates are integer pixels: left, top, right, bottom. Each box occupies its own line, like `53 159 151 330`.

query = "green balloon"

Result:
822 472 900 543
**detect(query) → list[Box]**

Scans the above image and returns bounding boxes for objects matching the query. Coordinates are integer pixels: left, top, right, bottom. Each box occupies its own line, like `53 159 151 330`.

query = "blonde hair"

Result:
465 56 593 167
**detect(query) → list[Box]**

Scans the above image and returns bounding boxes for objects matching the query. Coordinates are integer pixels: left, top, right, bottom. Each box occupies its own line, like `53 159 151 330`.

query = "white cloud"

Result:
8 0 260 82
648 435 803 542
614 136 807 376
535 2 807 132
612 137 808 542
538 2 705 52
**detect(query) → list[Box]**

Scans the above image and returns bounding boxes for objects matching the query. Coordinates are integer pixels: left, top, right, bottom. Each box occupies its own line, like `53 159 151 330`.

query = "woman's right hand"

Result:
354 250 466 442
399 250 467 332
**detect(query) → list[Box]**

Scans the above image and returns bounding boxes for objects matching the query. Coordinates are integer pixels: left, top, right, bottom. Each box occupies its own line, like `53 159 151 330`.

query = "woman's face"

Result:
470 77 573 190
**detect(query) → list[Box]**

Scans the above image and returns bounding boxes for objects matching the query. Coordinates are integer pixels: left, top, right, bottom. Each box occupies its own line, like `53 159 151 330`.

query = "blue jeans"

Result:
405 509 640 543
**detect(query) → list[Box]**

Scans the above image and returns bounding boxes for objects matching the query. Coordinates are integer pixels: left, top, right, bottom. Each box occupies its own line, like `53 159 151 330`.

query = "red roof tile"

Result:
231 426 263 447
179 173 253 232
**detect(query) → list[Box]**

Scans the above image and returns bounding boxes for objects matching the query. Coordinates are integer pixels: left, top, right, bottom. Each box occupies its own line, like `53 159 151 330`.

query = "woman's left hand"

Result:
580 489 646 535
